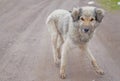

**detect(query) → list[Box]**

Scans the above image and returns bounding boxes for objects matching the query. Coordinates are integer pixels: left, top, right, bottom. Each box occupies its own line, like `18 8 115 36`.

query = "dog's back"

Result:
46 9 71 37
46 9 70 24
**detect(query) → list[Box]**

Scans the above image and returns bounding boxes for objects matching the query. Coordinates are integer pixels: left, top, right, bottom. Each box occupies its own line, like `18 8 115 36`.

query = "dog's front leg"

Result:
81 45 104 75
60 39 70 79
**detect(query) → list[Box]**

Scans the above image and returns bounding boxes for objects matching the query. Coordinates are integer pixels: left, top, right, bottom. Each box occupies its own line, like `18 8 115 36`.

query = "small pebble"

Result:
88 1 95 4
117 2 120 5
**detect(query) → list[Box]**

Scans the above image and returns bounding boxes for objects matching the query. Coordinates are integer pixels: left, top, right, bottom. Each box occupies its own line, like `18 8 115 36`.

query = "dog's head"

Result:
71 6 104 34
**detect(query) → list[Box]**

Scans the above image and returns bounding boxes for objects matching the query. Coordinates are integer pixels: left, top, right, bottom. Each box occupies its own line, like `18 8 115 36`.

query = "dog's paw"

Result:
60 69 66 79
60 72 66 79
96 69 104 75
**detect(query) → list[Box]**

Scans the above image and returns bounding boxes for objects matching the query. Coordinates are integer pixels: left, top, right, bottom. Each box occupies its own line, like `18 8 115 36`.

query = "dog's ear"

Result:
95 8 104 23
71 8 82 22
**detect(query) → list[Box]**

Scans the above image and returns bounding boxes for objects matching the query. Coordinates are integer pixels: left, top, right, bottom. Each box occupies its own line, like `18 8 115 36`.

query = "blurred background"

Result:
98 0 120 11
0 0 120 81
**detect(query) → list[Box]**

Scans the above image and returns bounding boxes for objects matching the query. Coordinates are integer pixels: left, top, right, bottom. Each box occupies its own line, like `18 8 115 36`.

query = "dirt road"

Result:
0 0 120 81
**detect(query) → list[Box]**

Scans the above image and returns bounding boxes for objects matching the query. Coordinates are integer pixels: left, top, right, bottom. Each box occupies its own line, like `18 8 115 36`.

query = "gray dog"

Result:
46 6 104 79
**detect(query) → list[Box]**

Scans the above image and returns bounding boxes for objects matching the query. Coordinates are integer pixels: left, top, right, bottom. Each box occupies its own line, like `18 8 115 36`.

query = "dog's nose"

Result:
84 28 89 33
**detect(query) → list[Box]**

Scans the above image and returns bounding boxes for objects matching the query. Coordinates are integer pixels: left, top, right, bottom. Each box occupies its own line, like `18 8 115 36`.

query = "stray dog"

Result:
46 6 104 79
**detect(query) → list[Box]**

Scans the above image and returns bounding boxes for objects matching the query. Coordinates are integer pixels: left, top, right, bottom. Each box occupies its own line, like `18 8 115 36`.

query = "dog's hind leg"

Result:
51 33 60 65
48 21 60 65
81 45 104 75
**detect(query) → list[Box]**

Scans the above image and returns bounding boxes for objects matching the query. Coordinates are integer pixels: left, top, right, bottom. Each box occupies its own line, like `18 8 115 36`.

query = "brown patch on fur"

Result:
81 17 94 26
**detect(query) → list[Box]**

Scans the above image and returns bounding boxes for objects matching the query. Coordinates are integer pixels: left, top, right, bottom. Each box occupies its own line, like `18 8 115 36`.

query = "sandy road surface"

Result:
0 0 120 81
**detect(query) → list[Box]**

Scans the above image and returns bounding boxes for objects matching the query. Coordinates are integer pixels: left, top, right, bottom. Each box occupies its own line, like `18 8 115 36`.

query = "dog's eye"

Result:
90 18 94 21
81 17 84 21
